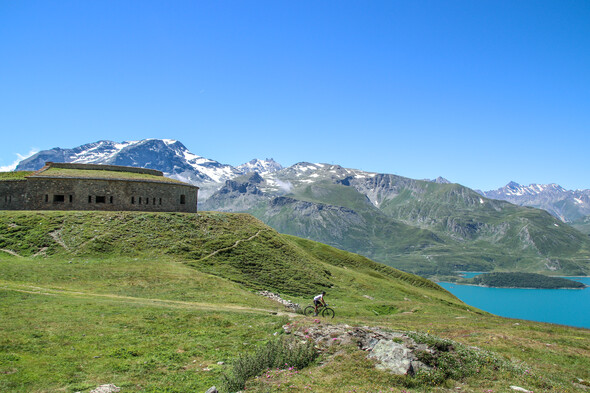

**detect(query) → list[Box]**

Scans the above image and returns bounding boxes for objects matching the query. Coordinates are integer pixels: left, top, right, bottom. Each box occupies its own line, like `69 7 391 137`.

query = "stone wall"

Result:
0 177 198 213
0 180 28 210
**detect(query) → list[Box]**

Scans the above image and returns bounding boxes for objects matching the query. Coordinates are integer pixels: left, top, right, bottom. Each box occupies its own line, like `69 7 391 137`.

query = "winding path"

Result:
198 230 263 261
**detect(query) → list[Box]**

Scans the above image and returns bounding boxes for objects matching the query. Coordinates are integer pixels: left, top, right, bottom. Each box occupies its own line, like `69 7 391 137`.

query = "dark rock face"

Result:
264 196 367 244
219 179 263 196
200 174 267 212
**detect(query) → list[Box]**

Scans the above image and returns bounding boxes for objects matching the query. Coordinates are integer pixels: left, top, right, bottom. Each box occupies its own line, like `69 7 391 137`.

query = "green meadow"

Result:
1 211 589 392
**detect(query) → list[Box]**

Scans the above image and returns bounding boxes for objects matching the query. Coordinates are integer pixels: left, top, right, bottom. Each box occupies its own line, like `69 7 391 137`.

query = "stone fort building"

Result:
0 162 198 213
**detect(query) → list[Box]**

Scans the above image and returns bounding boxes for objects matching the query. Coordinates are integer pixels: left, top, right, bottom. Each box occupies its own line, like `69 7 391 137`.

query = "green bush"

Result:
221 336 318 392
406 332 522 386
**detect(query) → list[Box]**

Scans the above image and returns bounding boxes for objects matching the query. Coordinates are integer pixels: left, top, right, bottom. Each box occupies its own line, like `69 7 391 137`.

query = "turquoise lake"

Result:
437 275 590 329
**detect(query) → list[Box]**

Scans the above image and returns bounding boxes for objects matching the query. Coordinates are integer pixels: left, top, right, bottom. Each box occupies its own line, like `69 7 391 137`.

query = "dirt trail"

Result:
0 229 298 318
0 249 21 257
198 230 263 261
0 281 296 317
49 230 69 250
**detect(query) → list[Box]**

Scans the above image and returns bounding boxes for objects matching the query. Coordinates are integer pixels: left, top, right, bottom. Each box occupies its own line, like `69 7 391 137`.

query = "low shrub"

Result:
221 336 318 392
406 332 523 386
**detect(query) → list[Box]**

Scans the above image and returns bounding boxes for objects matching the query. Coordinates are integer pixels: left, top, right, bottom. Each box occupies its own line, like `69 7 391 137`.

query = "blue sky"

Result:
1 1 589 191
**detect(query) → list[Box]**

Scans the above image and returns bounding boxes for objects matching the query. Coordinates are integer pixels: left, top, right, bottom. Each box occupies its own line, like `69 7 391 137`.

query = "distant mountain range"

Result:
478 182 590 224
12 139 590 275
14 139 282 199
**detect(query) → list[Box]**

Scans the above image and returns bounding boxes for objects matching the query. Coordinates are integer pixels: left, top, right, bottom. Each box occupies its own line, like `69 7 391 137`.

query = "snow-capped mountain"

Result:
14 139 283 198
480 181 590 222
236 158 283 175
13 138 589 226
15 139 243 184
202 159 590 277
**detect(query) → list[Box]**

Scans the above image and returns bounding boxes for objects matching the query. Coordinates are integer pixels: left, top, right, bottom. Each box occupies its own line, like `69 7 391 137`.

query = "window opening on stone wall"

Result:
45 195 49 203
110 196 113 204
53 195 65 203
69 195 73 203
180 194 186 204
159 198 162 205
96 196 106 204
131 196 135 204
145 197 149 205
139 197 142 204
88 196 92 203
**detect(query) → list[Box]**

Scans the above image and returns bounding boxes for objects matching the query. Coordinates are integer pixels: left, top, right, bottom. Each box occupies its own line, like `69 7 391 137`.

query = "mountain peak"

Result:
482 181 590 222
432 176 451 184
237 158 283 175
14 138 240 184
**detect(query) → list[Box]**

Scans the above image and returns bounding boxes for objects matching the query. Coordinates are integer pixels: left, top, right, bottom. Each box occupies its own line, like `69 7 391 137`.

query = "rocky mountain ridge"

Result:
204 163 590 277
15 138 589 224
479 181 590 223
10 138 590 276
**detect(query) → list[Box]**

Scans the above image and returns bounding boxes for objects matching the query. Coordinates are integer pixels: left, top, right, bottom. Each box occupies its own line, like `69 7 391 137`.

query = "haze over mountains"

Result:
13 139 590 276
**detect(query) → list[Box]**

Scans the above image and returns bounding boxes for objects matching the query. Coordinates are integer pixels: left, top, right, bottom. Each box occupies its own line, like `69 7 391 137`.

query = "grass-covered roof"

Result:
29 167 191 185
0 171 33 180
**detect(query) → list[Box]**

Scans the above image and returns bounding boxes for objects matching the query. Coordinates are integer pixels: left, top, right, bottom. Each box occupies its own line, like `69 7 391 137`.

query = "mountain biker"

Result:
313 291 327 316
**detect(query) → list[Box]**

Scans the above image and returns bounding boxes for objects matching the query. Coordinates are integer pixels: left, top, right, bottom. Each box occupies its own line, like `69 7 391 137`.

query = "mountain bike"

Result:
303 304 335 319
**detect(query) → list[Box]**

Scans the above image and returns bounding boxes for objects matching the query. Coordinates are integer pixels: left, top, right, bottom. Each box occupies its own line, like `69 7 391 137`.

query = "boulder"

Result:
90 385 120 393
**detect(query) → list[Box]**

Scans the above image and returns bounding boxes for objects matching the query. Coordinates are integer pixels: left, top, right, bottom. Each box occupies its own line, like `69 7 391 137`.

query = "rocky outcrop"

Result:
258 291 300 311
283 323 431 375
88 384 120 393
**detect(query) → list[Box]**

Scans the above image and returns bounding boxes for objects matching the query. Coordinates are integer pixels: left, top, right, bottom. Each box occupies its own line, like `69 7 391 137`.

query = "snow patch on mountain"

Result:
237 158 283 175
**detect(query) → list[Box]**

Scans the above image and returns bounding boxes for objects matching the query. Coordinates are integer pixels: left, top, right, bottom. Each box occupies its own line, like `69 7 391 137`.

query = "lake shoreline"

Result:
438 277 590 329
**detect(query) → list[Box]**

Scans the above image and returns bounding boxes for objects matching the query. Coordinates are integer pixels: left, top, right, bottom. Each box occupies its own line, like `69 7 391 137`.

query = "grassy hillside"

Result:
246 180 590 277
1 211 590 392
571 215 590 235
203 168 590 277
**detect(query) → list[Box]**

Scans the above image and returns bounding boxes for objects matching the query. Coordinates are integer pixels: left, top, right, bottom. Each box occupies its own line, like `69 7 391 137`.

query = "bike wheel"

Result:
303 306 316 317
322 307 335 319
